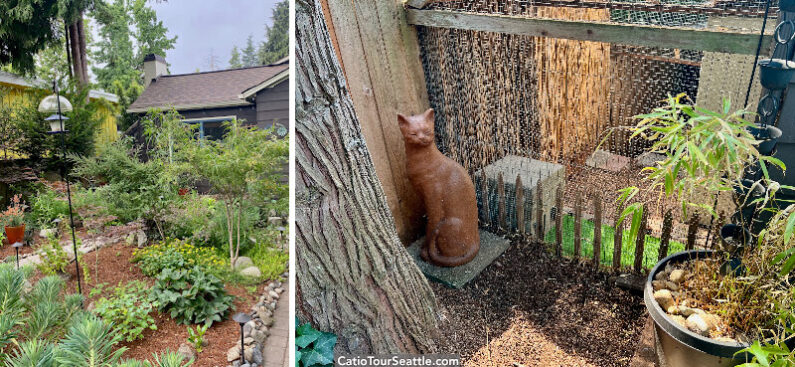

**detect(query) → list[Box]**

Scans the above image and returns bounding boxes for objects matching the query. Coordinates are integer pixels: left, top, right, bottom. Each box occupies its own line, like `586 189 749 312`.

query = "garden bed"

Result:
26 240 267 366
435 239 647 367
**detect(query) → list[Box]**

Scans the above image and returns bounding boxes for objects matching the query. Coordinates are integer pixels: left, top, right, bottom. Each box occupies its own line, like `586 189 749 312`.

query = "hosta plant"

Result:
149 266 233 326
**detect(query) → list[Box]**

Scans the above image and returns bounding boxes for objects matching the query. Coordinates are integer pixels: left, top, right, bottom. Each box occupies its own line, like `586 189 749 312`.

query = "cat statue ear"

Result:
398 113 409 126
424 108 435 122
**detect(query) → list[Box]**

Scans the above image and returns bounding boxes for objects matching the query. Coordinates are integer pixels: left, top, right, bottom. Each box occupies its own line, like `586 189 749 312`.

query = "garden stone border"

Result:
16 221 145 268
228 269 289 367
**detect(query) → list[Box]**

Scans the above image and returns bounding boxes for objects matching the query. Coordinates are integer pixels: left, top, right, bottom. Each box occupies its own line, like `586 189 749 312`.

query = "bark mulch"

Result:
53 242 262 367
435 239 648 367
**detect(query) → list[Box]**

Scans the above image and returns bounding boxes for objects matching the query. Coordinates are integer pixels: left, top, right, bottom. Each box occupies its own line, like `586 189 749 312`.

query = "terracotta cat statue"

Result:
398 108 479 267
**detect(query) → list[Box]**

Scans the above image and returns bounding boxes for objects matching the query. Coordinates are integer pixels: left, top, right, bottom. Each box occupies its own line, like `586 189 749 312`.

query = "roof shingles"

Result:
127 63 288 112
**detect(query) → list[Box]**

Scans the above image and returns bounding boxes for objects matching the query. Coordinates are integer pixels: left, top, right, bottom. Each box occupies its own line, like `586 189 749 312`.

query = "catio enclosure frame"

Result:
320 0 782 273
406 0 781 272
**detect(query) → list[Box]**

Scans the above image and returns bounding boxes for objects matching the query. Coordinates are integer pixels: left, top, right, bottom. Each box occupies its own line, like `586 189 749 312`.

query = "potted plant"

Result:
615 94 792 366
1 195 28 246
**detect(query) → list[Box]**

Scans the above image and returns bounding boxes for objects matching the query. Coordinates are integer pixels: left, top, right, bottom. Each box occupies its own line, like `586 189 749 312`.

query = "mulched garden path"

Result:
435 239 647 367
49 241 265 367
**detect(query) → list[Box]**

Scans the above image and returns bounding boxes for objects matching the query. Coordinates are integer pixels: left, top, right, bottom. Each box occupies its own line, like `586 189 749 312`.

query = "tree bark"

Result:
295 0 442 355
67 14 88 87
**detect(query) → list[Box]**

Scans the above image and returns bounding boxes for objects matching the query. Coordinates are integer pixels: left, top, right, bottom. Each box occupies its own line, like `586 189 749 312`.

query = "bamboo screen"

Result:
415 0 771 268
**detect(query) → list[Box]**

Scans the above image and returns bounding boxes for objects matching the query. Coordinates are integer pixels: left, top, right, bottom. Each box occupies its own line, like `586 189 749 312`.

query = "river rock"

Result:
655 270 669 282
669 269 686 283
178 343 196 361
240 266 261 278
227 345 241 362
669 314 687 328
235 257 254 269
686 313 719 336
654 289 676 313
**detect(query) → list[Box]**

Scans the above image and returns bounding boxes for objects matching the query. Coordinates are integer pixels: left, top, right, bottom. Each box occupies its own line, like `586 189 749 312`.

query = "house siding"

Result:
178 104 258 126
255 80 288 130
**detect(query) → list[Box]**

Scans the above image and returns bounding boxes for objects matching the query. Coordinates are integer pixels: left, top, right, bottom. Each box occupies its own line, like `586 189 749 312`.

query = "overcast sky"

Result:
150 0 280 75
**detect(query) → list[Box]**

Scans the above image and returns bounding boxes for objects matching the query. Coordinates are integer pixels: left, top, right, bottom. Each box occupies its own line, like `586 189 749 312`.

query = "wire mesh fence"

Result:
414 0 774 271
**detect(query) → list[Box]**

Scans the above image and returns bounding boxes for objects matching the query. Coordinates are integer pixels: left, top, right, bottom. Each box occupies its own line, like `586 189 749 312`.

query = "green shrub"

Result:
4 339 56 367
90 281 158 342
246 245 288 281
70 138 179 230
24 276 83 341
37 234 70 276
28 186 70 228
118 350 195 367
295 317 336 367
149 266 233 326
55 314 127 367
132 238 229 278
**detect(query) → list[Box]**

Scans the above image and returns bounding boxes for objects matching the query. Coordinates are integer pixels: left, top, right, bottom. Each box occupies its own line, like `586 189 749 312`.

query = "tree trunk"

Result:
67 14 88 87
295 0 442 355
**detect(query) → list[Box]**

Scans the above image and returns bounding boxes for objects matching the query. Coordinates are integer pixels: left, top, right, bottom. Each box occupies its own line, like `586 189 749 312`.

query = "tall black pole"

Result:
54 81 82 303
240 323 246 364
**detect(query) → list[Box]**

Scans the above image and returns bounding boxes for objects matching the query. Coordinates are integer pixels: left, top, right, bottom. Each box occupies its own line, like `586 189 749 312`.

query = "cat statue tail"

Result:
427 218 479 267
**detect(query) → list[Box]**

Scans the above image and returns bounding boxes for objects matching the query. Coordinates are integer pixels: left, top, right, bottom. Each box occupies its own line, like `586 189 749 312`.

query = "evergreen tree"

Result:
91 0 175 130
229 46 243 69
241 35 258 67
0 0 92 81
258 0 288 65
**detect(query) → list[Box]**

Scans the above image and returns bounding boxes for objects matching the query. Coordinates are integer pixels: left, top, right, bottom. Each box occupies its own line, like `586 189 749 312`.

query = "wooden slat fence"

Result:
479 172 712 273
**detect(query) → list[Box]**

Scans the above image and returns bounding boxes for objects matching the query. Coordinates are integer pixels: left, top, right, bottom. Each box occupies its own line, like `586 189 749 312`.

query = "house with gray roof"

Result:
127 53 289 140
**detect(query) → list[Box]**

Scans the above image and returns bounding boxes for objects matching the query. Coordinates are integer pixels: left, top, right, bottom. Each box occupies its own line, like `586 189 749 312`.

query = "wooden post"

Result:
573 190 582 259
633 205 648 273
555 186 563 257
516 175 525 235
593 191 602 267
321 0 430 244
498 172 506 231
481 171 490 228
658 210 673 261
612 202 624 270
686 214 699 251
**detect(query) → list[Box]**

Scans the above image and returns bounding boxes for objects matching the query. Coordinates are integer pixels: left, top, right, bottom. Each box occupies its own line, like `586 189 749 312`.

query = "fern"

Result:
55 315 127 367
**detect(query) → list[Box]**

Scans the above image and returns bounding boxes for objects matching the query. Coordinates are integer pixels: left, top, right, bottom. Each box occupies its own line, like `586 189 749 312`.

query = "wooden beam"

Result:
406 9 772 55
405 0 432 9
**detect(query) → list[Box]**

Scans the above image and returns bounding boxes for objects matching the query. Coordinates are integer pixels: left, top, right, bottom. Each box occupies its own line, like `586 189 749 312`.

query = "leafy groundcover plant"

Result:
90 281 158 342
295 318 336 367
149 266 234 326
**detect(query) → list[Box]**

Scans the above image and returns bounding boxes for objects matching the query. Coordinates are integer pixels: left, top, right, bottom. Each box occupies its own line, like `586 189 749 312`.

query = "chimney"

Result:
143 54 168 87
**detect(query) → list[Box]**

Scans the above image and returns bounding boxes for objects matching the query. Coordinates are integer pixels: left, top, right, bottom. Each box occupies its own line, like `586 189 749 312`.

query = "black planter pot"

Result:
645 250 749 366
759 58 795 90
781 0 795 12
749 125 782 156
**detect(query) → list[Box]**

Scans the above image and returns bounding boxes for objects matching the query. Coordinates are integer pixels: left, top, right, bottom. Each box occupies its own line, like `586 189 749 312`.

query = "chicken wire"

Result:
415 0 773 264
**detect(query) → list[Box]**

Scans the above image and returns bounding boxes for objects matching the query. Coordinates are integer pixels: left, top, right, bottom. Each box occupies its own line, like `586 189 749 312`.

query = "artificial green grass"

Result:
544 214 685 269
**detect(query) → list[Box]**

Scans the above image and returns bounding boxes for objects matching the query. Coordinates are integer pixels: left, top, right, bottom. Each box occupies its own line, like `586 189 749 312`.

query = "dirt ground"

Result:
31 242 263 367
435 239 647 367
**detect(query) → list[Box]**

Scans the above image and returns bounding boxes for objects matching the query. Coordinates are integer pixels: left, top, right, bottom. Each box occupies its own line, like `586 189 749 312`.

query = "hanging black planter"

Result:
750 124 782 155
759 58 795 90
719 223 752 255
781 0 795 12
